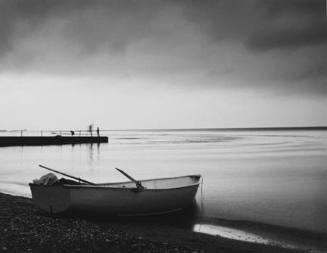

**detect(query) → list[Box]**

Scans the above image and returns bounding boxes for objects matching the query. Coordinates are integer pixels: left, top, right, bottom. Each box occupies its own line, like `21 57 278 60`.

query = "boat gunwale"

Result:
29 174 202 191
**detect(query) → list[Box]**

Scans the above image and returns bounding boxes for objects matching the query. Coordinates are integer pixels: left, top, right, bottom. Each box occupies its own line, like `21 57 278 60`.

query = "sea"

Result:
0 128 326 249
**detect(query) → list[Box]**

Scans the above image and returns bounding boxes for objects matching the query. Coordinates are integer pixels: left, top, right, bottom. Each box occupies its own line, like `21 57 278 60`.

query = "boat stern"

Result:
29 184 71 214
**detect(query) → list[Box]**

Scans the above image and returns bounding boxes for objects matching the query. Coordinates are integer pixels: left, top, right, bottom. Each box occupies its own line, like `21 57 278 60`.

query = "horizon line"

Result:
1 126 327 132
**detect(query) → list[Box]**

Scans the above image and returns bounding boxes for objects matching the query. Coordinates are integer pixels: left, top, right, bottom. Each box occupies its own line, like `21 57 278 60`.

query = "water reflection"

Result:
193 223 270 244
88 143 94 162
96 143 100 160
193 223 326 253
84 143 101 163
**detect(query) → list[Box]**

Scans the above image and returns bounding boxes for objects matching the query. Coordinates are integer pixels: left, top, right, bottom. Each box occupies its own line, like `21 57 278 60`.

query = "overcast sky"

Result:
0 0 326 130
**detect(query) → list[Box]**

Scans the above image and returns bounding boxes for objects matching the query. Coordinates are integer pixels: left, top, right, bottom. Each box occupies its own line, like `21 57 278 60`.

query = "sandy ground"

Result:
0 192 305 253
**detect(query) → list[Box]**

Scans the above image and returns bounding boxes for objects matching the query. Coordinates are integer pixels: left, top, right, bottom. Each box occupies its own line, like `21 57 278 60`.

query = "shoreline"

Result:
0 192 314 253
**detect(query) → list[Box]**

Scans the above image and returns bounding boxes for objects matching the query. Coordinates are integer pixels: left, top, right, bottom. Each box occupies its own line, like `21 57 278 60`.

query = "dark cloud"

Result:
0 0 164 56
0 0 326 95
255 0 323 16
281 60 327 85
180 0 326 51
0 0 325 56
246 0 326 51
0 0 87 54
1 0 325 55
246 24 326 52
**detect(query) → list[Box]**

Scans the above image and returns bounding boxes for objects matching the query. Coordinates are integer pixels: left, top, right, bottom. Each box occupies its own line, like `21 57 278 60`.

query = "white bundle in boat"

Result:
33 173 58 185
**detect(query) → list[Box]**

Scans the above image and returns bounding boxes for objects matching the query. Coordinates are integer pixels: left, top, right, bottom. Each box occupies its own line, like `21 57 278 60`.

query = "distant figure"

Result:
88 124 93 137
71 131 75 136
96 127 100 137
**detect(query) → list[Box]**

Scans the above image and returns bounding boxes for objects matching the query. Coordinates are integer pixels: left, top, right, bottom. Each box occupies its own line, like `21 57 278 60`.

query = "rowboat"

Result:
29 168 202 216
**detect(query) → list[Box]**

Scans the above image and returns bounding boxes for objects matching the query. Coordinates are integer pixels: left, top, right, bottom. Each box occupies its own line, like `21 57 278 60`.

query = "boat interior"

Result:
89 175 201 190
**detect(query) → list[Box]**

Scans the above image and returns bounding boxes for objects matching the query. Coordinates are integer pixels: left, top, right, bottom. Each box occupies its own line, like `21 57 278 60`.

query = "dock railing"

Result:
0 129 104 137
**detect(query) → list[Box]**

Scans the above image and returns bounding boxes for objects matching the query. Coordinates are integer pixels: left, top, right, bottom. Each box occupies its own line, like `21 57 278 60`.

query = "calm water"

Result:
0 129 326 233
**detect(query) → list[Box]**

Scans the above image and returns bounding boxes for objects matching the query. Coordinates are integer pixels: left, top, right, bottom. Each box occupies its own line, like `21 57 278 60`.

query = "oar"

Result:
115 168 144 190
39 164 96 185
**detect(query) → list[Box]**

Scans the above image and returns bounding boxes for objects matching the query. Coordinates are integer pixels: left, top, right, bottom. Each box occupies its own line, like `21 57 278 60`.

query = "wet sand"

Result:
193 217 327 253
0 192 309 253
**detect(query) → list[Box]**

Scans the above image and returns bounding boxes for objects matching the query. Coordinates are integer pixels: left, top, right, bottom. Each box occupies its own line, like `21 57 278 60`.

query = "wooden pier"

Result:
0 136 108 147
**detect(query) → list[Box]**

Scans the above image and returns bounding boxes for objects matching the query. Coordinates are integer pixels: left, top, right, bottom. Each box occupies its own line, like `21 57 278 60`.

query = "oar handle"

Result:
39 164 96 185
115 168 144 190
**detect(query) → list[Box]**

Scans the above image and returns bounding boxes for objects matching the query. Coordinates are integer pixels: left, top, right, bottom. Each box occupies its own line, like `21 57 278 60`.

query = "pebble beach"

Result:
0 192 305 253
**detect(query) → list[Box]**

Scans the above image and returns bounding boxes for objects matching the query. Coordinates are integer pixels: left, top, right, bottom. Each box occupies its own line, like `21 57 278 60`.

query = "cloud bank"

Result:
0 0 326 95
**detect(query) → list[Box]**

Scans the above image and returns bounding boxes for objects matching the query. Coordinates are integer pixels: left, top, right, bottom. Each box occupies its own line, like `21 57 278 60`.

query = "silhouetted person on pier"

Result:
96 127 100 137
88 124 93 137
71 131 75 136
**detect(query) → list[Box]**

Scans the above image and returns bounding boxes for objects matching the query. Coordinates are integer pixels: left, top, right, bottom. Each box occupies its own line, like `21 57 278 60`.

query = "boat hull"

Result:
29 175 201 215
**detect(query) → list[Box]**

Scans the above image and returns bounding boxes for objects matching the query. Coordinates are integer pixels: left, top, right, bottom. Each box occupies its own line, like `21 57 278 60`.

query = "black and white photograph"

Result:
0 0 326 252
